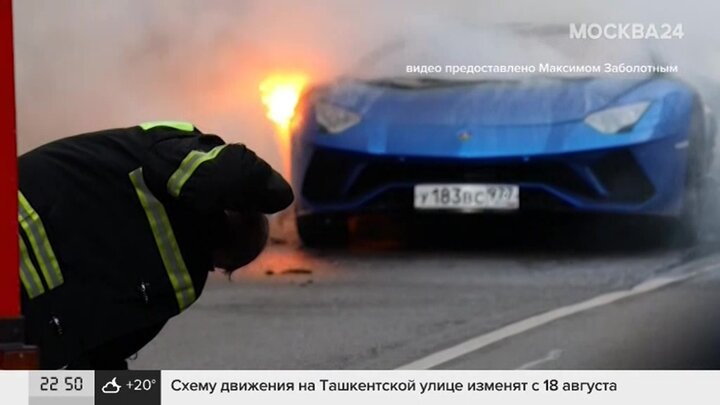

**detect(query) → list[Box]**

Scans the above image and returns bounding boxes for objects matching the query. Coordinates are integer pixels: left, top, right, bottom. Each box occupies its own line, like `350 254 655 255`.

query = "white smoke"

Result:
13 0 720 170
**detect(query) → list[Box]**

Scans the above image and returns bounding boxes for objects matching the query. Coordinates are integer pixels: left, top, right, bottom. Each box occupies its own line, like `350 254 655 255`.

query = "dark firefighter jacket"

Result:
17 121 293 369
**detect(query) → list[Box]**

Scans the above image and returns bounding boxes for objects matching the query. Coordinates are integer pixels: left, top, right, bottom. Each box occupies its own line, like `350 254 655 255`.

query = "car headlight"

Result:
584 101 651 134
315 101 361 134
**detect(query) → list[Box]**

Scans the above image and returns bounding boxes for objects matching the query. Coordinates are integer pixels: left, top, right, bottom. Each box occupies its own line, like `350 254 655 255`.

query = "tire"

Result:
675 104 712 245
676 178 703 246
296 214 349 248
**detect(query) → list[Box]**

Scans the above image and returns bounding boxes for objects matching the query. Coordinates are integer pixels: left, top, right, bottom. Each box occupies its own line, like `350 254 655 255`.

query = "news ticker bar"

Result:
1 370 719 405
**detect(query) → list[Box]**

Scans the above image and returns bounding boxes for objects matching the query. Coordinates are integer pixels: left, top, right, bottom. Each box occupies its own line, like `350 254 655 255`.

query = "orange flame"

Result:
259 73 308 176
259 74 307 135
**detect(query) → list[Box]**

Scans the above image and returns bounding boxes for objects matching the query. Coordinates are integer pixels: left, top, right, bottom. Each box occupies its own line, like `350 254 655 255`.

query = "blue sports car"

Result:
290 28 716 246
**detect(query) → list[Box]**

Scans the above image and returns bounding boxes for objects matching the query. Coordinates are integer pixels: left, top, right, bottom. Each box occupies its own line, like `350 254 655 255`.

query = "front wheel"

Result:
675 101 717 245
675 131 713 246
676 182 703 246
296 214 349 248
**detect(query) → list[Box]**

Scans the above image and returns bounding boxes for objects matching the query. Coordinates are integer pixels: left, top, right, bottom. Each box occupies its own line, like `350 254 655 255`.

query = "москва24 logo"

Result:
570 23 684 40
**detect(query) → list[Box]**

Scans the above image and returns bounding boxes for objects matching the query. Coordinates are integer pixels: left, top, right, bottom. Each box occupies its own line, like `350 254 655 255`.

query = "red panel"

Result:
0 346 39 369
0 0 19 318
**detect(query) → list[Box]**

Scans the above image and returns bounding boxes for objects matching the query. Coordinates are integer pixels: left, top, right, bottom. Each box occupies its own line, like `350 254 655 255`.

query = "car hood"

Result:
321 77 652 126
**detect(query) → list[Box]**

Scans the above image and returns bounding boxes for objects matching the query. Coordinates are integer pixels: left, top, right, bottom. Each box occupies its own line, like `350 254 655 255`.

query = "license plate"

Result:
414 184 520 211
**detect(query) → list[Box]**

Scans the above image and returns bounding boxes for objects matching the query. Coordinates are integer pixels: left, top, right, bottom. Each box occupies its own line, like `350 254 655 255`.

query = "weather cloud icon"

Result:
102 377 121 394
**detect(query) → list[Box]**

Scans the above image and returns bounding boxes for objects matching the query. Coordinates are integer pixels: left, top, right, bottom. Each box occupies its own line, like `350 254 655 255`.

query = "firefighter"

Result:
17 121 293 369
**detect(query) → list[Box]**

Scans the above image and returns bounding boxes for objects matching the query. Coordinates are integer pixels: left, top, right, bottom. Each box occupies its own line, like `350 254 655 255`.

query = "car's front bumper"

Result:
292 134 689 218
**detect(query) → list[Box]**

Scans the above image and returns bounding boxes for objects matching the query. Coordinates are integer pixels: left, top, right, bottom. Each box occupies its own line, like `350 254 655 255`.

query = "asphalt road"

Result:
131 214 720 370
439 266 720 370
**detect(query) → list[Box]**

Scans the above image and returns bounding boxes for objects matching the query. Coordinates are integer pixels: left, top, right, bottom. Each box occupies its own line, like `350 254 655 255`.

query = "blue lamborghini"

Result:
290 28 716 246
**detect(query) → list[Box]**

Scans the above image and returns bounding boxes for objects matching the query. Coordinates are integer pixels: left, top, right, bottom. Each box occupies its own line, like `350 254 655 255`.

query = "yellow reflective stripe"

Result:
18 191 64 290
19 236 45 299
166 145 227 198
139 121 194 132
129 168 196 311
